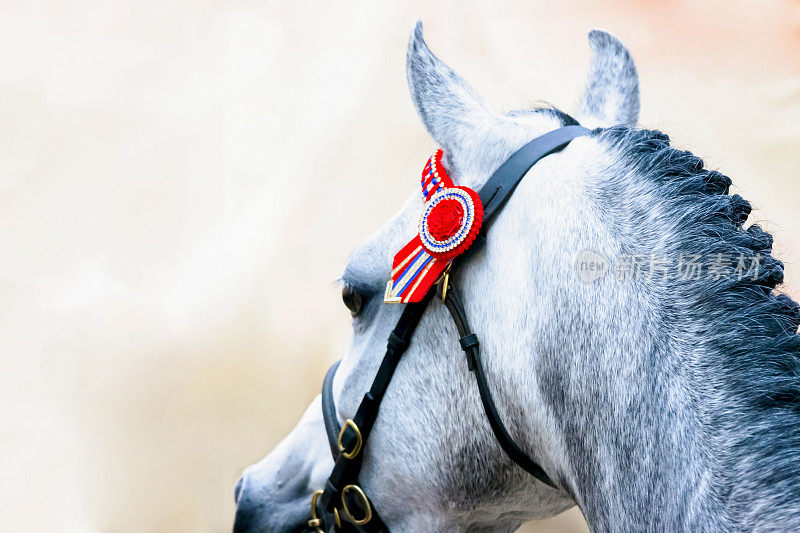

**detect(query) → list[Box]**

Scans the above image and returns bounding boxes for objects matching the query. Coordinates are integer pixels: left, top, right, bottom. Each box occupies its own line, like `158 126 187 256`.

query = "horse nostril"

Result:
234 475 245 504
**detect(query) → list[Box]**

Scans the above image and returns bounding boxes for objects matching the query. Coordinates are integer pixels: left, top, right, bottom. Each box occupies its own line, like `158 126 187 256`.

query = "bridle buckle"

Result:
341 484 372 525
308 489 342 532
439 263 452 302
337 419 363 459
308 490 325 533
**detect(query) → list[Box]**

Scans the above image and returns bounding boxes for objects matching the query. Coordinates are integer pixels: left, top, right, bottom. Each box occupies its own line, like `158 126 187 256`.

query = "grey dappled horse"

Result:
234 22 800 531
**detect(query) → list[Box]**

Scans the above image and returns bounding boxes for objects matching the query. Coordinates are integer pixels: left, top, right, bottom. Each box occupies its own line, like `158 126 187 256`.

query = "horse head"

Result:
234 21 800 532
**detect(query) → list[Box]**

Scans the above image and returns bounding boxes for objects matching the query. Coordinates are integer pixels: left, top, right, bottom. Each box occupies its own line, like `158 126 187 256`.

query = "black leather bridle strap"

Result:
461 125 591 262
312 125 591 532
317 295 432 532
480 125 590 219
321 360 342 458
346 294 432 447
442 284 556 488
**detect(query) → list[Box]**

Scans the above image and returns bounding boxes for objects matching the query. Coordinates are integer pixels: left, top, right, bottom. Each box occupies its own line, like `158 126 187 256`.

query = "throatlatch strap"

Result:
443 285 556 488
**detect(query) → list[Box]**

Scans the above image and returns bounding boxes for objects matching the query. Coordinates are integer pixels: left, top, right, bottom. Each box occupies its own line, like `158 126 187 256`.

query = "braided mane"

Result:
596 125 800 520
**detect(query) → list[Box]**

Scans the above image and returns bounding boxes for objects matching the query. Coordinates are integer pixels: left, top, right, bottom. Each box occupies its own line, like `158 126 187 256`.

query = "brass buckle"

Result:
341 484 372 525
308 491 341 531
337 419 362 459
308 489 324 533
439 263 452 302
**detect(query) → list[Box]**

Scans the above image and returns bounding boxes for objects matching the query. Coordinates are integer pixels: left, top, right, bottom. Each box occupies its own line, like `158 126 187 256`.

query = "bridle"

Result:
306 125 591 532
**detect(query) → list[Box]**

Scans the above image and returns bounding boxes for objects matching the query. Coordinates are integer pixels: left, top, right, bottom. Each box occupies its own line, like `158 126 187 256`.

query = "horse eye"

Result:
342 285 363 317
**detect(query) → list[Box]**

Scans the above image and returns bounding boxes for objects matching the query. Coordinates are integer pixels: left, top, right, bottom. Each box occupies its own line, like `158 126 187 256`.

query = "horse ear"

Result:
577 30 640 128
406 21 496 157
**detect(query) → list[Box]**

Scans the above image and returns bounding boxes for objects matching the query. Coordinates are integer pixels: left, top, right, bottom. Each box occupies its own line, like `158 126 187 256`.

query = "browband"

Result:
310 125 591 532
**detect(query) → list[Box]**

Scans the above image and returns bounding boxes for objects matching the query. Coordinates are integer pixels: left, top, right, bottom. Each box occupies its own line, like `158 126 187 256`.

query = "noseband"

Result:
307 125 590 532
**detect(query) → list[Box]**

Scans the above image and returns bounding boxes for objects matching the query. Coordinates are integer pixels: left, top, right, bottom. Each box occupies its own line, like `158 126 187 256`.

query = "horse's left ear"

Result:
577 30 640 128
406 21 497 160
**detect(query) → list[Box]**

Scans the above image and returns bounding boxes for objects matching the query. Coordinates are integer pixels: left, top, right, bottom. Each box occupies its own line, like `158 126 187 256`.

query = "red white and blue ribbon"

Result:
385 149 483 303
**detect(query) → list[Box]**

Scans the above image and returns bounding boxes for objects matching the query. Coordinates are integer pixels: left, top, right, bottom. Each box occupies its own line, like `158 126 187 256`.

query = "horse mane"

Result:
595 125 800 520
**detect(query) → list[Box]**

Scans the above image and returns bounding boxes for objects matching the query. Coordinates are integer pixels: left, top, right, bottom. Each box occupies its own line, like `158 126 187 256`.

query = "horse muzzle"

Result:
233 468 312 533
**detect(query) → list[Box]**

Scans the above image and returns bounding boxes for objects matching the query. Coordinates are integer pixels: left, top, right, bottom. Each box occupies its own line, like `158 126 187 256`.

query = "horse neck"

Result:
464 129 800 528
521 128 800 530
544 277 800 531
539 290 800 531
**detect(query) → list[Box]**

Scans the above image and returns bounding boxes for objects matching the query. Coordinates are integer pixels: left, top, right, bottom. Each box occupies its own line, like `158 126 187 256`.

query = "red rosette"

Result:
418 185 483 261
385 151 484 304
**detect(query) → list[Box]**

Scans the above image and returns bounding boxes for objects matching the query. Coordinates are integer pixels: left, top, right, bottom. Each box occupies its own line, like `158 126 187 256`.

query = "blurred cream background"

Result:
1 1 798 532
